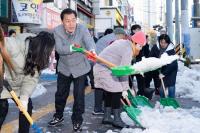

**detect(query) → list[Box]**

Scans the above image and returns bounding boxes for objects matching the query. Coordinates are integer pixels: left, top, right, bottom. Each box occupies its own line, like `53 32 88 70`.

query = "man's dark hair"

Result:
158 34 172 45
131 24 141 31
104 28 113 36
60 8 77 21
9 30 16 36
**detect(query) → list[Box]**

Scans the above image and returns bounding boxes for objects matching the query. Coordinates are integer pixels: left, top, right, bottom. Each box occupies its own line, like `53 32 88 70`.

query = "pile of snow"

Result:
31 84 47 98
107 104 200 133
176 62 200 102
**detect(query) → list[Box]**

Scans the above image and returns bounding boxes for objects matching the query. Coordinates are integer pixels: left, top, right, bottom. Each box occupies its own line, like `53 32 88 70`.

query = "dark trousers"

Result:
87 66 104 111
0 98 33 133
54 72 87 124
94 88 104 111
104 91 121 109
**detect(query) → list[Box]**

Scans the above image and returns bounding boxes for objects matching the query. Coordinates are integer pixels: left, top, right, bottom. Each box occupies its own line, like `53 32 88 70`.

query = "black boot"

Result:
144 88 155 100
102 107 113 125
112 109 129 129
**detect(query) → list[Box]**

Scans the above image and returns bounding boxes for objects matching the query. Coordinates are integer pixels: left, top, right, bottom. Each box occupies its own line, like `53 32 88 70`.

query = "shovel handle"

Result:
160 77 167 98
84 50 116 68
120 99 126 105
121 98 131 107
9 91 34 125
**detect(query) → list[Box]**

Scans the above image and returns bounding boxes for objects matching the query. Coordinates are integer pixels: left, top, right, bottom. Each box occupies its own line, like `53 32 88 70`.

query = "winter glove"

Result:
159 73 165 79
20 95 29 111
122 90 128 98
86 50 97 62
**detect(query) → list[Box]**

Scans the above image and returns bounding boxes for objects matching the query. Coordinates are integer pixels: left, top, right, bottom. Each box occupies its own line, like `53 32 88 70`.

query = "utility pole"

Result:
175 0 180 44
166 0 173 40
181 0 190 56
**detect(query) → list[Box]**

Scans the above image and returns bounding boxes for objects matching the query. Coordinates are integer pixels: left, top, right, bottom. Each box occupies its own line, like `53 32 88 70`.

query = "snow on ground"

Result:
176 62 200 102
107 62 200 133
119 105 200 133
31 84 47 98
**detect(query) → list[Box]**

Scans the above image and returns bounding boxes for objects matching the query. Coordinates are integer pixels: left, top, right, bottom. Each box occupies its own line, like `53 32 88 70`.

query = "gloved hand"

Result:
20 95 29 111
159 73 165 79
122 90 128 98
87 49 97 62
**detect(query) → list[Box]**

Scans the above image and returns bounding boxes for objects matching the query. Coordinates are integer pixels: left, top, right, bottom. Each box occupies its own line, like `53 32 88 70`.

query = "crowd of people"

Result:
0 8 178 133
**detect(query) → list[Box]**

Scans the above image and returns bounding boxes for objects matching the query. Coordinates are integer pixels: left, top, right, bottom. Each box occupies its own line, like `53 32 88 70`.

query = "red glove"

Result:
73 43 81 48
86 51 97 62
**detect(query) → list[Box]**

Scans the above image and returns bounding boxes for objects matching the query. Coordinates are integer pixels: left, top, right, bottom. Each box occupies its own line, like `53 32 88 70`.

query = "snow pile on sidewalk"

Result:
107 105 200 133
176 62 200 102
122 106 200 133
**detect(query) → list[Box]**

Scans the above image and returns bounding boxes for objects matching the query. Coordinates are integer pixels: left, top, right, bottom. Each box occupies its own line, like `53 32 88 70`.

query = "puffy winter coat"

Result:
149 43 178 87
93 39 133 92
0 33 39 99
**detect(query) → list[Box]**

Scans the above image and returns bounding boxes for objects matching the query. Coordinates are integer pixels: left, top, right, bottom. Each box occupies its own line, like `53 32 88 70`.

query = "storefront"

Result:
45 8 61 29
0 0 43 35
77 0 94 29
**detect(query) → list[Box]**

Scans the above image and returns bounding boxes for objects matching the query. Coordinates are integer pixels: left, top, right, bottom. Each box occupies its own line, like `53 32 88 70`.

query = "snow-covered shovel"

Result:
159 77 180 109
3 80 43 133
70 44 135 76
112 53 179 77
120 98 144 128
127 89 153 108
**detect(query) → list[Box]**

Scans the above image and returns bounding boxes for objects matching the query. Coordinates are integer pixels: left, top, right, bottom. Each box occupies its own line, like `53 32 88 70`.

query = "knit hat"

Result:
131 31 146 46
114 28 126 35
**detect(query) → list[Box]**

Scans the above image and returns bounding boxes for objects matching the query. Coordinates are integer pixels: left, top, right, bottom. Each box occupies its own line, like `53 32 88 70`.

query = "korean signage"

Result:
12 0 43 24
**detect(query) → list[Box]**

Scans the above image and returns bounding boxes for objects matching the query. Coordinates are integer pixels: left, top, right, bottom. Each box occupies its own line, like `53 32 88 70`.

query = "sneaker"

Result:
73 122 82 132
48 116 64 126
92 110 104 115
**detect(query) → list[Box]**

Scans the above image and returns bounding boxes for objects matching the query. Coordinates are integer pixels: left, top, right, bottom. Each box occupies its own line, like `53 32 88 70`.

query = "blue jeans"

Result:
159 85 175 98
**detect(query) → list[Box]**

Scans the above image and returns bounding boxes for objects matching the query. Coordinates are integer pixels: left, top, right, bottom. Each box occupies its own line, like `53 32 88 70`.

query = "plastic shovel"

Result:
127 89 153 108
159 77 180 109
70 45 135 76
121 98 143 128
3 80 43 133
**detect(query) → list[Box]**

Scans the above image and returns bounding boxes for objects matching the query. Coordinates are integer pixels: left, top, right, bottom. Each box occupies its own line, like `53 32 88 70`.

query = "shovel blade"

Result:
111 65 135 76
123 105 142 126
160 98 180 109
127 90 153 108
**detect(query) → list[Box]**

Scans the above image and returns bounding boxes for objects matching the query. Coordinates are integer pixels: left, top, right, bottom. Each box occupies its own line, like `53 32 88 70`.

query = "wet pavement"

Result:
2 79 200 133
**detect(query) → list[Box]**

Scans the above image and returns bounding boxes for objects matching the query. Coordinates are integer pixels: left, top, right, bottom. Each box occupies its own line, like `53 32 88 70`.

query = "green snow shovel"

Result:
121 98 144 128
70 45 135 76
159 77 180 109
127 89 154 108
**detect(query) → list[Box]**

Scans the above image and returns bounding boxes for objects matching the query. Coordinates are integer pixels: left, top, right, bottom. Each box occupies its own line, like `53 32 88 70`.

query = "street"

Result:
1 76 200 133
